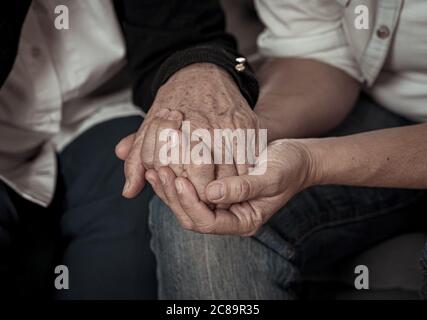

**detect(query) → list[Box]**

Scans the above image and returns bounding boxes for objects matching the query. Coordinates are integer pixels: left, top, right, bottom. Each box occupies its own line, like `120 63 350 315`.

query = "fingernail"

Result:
207 183 224 201
175 180 183 194
159 173 167 185
123 178 131 195
146 174 153 185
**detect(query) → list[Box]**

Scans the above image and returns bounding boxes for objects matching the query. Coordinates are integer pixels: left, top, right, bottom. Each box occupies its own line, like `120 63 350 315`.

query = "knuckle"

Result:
188 162 213 173
180 221 195 231
252 213 264 231
170 164 184 177
195 224 216 235
236 179 251 201
178 203 191 213
141 153 154 169
238 211 263 237
244 227 259 237
124 159 138 174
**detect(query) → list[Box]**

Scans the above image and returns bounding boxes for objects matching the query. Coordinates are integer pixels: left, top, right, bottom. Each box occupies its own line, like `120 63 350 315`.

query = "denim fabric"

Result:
55 116 157 299
150 195 298 300
149 97 427 299
0 116 157 299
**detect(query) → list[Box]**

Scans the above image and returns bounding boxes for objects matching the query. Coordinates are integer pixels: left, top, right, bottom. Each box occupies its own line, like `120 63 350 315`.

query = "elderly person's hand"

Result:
145 139 319 236
115 63 259 204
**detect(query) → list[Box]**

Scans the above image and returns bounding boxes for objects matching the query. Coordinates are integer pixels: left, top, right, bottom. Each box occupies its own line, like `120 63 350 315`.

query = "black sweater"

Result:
0 0 258 112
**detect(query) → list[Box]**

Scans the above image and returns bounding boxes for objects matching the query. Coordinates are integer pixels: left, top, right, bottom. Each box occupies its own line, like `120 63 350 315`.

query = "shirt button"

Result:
376 25 390 39
31 47 41 58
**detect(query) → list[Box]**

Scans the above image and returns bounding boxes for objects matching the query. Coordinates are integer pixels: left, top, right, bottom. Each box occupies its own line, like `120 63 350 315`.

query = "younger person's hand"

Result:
146 140 319 236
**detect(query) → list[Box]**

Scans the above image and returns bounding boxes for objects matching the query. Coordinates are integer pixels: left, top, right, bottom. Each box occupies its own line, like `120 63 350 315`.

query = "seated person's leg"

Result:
55 116 157 299
151 183 426 299
150 96 427 299
149 195 295 300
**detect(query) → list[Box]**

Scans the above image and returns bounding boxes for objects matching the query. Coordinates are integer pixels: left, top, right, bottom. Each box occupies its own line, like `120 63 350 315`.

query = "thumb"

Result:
206 174 271 204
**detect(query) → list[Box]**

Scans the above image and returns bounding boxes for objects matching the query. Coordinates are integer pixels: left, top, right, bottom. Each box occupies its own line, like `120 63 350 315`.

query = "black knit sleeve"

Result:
115 0 259 112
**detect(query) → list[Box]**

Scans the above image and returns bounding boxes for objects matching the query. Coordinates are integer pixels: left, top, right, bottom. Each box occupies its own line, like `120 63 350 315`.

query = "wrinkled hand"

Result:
145 140 319 236
116 63 259 203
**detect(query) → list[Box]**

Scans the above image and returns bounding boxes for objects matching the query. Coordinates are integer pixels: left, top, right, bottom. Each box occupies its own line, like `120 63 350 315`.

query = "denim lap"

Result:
148 96 427 299
149 196 298 300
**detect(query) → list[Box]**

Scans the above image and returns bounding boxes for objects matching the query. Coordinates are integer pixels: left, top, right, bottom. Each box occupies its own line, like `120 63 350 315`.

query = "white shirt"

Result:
255 0 427 122
0 0 142 206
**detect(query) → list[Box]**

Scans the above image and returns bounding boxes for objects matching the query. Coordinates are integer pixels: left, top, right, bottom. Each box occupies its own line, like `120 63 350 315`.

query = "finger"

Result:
205 174 272 204
140 119 160 170
184 163 214 204
211 132 242 208
228 202 261 237
154 111 183 173
145 169 167 202
115 133 136 160
183 138 215 203
174 177 218 233
156 167 195 229
168 130 185 178
122 134 146 198
214 164 237 209
175 177 245 235
232 137 249 176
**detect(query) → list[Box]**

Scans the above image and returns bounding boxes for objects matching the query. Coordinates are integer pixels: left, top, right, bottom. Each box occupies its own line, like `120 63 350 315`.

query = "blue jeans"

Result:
149 96 427 300
0 116 157 299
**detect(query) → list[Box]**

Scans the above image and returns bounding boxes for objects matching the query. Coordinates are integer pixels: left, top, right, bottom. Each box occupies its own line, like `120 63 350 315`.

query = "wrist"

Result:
151 46 259 109
159 63 250 117
169 63 235 89
294 138 327 187
268 139 323 190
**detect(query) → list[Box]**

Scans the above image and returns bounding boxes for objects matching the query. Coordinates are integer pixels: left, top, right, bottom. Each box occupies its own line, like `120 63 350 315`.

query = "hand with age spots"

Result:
115 63 259 206
144 140 318 236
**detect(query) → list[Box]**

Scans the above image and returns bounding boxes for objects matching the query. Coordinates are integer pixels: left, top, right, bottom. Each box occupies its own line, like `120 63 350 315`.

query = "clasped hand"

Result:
115 64 318 236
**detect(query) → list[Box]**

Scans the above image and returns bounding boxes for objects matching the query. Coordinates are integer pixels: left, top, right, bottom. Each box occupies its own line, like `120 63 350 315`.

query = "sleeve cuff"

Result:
150 46 259 110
